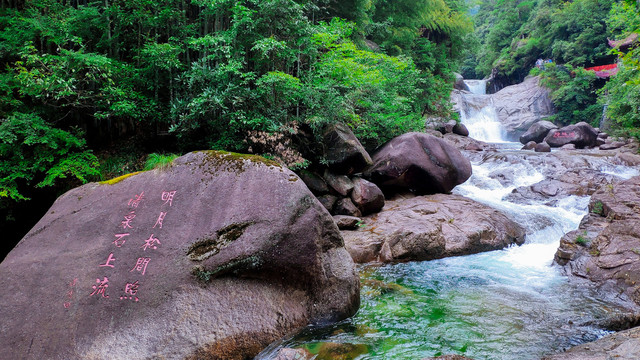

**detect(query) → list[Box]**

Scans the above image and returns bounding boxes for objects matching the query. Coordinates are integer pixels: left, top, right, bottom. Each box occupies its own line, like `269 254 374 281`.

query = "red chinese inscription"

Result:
152 212 167 229
553 131 576 138
120 281 140 302
121 211 136 229
63 278 78 308
161 191 176 206
99 253 117 268
128 192 145 208
130 257 151 275
113 233 130 248
90 277 110 298
141 234 161 251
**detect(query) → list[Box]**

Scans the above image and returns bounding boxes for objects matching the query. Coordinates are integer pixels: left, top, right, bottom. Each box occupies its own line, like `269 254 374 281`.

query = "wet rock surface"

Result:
443 133 494 152
464 148 640 206
0 151 360 360
555 175 640 306
341 193 525 263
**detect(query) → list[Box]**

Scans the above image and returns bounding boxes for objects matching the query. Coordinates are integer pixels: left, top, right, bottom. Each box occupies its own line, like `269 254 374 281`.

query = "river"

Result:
256 80 639 360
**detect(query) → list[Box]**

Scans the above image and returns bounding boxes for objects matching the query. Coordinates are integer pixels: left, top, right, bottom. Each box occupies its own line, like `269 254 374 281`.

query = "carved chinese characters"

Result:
552 131 577 138
86 190 177 304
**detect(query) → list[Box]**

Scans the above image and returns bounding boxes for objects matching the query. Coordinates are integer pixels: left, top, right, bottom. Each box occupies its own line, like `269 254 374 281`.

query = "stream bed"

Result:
257 80 640 360
257 148 637 360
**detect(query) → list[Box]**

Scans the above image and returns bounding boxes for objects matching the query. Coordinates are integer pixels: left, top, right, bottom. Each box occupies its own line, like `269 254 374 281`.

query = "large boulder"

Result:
350 177 384 216
364 132 472 195
534 142 551 152
555 176 640 306
452 123 470 137
298 170 329 195
322 122 373 175
342 194 525 263
0 151 360 360
492 76 555 138
544 122 599 148
520 120 558 144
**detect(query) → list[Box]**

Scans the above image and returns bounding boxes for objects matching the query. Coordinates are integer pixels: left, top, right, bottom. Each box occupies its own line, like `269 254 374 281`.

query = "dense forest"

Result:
464 0 640 128
0 0 639 253
0 0 472 248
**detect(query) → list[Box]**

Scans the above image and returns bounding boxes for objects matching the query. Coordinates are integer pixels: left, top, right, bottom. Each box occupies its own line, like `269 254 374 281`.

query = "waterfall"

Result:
457 79 508 143
256 151 639 360
465 79 487 95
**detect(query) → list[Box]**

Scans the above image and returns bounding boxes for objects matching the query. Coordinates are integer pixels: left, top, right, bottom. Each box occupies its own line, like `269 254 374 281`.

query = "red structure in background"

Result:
585 64 618 79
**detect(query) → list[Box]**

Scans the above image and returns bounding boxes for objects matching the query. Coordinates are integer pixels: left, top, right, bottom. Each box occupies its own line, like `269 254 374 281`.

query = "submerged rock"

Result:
364 132 472 195
424 356 476 360
273 348 314 360
0 151 360 360
342 193 525 263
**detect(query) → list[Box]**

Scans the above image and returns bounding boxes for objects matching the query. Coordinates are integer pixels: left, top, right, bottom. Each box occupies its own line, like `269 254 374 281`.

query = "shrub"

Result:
144 153 180 171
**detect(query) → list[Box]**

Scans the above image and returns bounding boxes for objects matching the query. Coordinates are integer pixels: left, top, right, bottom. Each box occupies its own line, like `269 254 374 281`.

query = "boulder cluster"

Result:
299 124 474 226
520 120 631 152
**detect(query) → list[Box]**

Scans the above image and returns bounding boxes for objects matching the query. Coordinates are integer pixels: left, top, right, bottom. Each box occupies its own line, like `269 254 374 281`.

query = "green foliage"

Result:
607 1 640 36
575 233 589 246
591 200 604 215
469 0 616 82
601 47 640 139
143 153 180 171
0 113 99 201
538 63 601 126
306 34 425 148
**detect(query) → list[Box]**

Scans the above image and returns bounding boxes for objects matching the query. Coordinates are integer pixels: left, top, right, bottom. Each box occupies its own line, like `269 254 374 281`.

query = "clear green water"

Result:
284 254 616 360
256 151 638 360
266 256 622 360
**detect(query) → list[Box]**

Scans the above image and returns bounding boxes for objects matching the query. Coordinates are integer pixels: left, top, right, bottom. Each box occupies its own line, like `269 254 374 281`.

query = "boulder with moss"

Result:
0 151 359 360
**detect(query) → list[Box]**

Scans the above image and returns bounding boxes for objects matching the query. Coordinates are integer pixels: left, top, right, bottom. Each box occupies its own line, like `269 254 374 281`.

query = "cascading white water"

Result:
256 151 640 360
457 79 509 143
465 79 487 95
